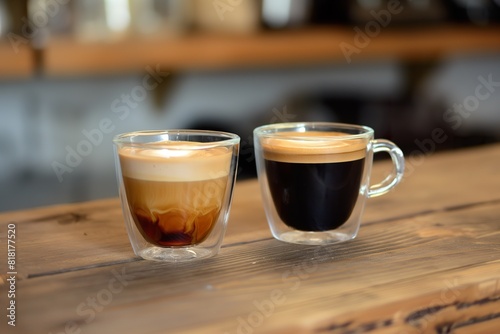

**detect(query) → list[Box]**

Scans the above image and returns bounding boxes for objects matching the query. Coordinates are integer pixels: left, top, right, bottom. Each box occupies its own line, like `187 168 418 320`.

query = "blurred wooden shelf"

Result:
0 41 34 78
0 25 495 77
42 25 500 76
2 24 500 77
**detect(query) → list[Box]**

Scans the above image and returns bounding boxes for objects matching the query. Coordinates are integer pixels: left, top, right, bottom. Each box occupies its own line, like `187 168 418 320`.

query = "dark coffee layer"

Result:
265 158 365 231
261 131 367 231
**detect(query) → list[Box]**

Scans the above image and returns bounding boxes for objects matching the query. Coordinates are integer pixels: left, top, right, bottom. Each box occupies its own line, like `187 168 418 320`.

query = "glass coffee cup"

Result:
254 122 404 245
113 130 240 261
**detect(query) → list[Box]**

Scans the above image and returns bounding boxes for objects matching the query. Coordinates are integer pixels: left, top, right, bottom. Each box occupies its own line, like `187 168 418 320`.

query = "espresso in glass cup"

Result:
114 130 239 261
254 122 404 245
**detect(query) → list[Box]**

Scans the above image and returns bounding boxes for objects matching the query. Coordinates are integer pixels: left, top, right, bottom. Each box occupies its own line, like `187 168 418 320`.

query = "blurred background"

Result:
1 0 499 211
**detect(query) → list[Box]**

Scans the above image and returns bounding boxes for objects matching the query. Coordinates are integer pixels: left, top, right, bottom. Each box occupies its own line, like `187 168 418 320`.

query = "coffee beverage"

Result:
118 142 232 247
262 131 367 231
254 122 404 245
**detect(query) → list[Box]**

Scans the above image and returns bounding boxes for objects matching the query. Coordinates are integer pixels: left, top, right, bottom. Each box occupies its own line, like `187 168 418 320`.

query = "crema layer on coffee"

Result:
119 141 232 182
261 131 367 163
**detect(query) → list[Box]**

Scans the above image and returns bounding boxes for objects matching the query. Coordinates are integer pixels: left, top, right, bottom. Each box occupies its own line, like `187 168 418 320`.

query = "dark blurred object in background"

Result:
446 0 500 25
349 0 448 25
310 0 352 25
0 1 26 37
310 0 500 26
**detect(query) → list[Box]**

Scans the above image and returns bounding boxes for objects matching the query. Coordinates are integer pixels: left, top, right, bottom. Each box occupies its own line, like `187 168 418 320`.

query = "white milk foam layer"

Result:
262 131 367 163
119 141 232 182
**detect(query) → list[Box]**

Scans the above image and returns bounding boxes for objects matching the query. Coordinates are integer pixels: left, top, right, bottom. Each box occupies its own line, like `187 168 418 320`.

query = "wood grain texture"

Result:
1 143 500 333
2 144 499 277
42 25 500 76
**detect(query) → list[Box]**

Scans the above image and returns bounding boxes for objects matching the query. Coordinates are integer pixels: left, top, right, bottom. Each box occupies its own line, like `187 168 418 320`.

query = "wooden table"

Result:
1 144 500 333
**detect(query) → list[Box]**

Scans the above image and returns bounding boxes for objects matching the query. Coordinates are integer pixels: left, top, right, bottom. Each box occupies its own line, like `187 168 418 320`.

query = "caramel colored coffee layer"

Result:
118 141 232 247
123 176 227 246
262 131 367 163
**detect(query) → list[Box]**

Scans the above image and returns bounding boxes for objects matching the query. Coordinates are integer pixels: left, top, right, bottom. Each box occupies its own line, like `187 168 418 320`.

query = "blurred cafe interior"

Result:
0 0 499 211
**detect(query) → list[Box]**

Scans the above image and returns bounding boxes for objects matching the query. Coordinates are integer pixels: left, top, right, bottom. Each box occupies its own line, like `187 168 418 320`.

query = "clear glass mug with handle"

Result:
254 122 404 245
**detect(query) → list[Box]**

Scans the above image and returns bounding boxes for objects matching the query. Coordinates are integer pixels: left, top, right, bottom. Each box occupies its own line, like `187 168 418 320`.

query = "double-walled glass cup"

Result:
113 130 239 262
254 122 404 245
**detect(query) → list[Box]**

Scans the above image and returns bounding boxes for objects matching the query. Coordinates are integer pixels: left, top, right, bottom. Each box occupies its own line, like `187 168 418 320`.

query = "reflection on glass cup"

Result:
254 122 404 245
113 130 240 262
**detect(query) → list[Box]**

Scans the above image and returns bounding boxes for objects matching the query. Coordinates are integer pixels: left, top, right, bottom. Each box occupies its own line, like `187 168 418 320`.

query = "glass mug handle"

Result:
368 139 405 198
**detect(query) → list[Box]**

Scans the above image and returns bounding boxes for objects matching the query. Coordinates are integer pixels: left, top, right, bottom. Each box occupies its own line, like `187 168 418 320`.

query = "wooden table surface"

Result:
1 144 500 334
